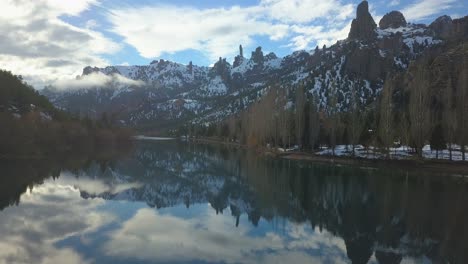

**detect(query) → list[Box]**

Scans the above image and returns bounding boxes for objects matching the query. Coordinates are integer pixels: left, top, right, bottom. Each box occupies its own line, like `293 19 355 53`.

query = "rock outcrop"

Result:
430 15 468 40
348 1 377 40
453 16 468 40
379 11 407 29
251 47 264 66
211 57 231 83
430 15 454 39
82 66 100 75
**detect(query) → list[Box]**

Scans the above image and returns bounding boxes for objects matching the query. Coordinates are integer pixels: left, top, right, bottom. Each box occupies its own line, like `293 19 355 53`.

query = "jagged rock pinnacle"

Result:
348 1 377 40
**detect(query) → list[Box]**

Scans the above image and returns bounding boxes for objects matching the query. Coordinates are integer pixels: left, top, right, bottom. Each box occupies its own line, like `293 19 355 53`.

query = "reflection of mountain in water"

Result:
2 141 468 263
79 142 263 226
77 141 468 263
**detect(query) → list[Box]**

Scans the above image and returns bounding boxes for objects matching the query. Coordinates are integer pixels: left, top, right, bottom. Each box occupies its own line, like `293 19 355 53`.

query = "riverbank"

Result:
282 152 468 176
189 137 468 176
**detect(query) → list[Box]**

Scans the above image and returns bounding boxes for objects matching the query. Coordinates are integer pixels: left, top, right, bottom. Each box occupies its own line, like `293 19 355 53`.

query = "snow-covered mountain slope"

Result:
42 2 466 132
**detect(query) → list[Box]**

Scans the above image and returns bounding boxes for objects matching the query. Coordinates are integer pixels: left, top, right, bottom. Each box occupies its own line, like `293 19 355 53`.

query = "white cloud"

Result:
260 0 353 23
85 19 99 29
45 0 99 16
402 0 456 21
107 5 289 62
0 0 120 88
53 72 144 90
107 1 355 62
289 22 352 50
389 0 400 7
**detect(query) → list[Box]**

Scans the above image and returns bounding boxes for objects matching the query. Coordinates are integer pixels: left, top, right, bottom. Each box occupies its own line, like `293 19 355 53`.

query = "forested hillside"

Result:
0 70 132 157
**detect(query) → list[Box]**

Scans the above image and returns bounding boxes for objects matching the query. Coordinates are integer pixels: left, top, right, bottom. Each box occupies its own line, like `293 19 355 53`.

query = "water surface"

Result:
1 141 467 263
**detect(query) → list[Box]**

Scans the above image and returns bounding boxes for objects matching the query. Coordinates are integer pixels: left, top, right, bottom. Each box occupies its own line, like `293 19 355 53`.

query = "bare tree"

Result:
379 78 394 158
348 82 366 156
328 80 340 155
408 65 431 158
308 94 320 150
456 65 468 161
295 84 306 149
443 76 457 160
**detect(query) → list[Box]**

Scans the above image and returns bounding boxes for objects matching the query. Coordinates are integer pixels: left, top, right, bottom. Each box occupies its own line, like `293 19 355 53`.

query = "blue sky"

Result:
0 0 466 88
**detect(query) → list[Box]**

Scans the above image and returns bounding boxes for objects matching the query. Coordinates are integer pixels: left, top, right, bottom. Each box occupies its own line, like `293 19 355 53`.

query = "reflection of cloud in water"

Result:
0 180 116 264
103 207 351 264
58 171 143 195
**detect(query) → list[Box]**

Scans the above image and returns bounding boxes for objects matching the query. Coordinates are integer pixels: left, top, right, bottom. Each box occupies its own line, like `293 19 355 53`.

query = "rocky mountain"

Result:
41 1 468 132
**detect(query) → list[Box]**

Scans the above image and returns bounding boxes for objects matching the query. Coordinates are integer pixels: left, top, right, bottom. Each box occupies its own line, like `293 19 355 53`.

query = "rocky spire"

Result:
379 11 407 29
348 1 377 40
233 45 245 68
188 61 193 74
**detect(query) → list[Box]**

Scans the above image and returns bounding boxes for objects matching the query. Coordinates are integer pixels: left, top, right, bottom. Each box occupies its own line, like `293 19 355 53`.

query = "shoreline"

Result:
281 152 468 176
190 137 468 175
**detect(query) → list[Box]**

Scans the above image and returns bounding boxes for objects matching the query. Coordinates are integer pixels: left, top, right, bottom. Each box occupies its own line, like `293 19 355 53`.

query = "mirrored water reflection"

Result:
0 141 467 264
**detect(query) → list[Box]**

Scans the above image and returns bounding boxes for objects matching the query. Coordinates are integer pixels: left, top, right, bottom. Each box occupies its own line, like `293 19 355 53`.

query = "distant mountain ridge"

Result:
42 1 468 132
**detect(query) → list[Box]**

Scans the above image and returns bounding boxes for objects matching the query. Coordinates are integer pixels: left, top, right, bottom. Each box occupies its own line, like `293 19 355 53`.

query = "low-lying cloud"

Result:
53 72 145 90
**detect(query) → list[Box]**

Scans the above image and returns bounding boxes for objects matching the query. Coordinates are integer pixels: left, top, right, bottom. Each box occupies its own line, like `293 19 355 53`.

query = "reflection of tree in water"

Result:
0 160 58 210
0 147 132 211
241 155 468 264
167 143 468 264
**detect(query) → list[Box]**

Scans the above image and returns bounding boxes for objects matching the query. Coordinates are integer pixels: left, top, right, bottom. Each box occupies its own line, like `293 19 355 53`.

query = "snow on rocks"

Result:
202 76 228 95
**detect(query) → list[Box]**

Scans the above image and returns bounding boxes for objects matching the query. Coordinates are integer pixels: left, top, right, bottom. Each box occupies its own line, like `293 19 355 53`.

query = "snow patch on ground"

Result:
133 136 176 141
316 145 468 161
